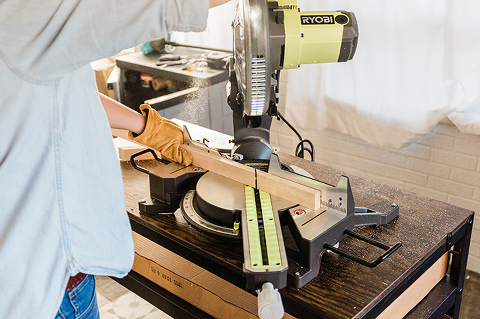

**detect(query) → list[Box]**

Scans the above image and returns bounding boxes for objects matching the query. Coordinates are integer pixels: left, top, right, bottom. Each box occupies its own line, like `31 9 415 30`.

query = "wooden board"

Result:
182 141 321 210
112 136 159 161
377 252 449 319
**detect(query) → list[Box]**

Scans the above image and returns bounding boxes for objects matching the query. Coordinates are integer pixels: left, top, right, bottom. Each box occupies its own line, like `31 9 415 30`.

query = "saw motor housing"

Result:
229 0 358 160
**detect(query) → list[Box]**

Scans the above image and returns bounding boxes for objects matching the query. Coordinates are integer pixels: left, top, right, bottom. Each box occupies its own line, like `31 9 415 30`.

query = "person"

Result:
0 0 230 318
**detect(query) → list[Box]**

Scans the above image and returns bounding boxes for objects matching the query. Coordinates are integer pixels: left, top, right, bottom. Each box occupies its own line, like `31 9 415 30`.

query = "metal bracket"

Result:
324 229 402 267
130 149 170 174
446 232 453 251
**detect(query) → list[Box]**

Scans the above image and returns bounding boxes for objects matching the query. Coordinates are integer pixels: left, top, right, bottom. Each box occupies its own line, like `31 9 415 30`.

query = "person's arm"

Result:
0 0 210 80
100 93 192 165
99 93 146 134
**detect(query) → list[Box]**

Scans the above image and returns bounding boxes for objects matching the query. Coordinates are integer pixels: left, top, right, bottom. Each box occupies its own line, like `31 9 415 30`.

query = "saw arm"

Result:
229 0 358 161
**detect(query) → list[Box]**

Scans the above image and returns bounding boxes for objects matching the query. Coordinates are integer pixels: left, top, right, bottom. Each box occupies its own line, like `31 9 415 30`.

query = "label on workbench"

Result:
148 262 184 290
132 253 259 318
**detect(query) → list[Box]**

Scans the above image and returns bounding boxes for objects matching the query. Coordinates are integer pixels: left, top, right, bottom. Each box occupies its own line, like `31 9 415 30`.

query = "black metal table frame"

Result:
112 212 473 319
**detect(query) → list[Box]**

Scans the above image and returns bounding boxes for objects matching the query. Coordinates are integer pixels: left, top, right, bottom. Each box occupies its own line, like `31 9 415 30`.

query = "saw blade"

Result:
233 0 272 117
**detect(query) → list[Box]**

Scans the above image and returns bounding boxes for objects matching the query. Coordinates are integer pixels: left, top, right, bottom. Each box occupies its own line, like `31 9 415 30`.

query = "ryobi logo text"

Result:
301 15 335 25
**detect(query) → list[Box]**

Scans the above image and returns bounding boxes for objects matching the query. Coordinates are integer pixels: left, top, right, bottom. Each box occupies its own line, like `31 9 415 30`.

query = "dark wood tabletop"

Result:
120 155 474 319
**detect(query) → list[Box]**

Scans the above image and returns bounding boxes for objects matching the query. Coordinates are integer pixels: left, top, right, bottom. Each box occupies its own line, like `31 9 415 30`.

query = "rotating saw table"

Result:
114 140 473 319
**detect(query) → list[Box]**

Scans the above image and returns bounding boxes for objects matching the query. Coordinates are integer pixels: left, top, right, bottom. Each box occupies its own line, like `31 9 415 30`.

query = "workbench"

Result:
115 154 473 319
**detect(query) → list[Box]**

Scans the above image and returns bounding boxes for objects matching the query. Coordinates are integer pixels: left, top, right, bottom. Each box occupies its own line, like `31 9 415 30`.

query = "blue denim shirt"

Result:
0 1 208 318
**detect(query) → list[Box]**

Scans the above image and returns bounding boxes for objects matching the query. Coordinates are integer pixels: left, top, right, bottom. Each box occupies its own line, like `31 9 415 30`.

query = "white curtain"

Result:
176 0 480 148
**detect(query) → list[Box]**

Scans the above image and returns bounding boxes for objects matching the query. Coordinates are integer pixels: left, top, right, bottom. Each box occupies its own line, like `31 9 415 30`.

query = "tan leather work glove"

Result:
128 104 193 166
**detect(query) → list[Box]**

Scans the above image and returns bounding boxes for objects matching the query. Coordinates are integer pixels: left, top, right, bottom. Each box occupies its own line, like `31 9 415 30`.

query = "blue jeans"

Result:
55 275 100 319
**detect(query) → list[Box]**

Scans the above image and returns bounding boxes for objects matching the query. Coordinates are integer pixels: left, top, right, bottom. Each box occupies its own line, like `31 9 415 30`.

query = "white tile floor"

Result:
96 276 172 319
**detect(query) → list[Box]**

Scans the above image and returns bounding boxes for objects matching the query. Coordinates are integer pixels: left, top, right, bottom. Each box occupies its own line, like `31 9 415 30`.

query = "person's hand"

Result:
209 0 230 8
128 104 193 166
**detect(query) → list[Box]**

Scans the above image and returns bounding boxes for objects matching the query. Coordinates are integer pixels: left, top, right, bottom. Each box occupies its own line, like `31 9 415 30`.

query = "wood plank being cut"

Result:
256 170 321 210
182 141 321 210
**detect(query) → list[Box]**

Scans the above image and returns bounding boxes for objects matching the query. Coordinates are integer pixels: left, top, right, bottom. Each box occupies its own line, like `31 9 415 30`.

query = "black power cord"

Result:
268 70 315 161
276 111 315 161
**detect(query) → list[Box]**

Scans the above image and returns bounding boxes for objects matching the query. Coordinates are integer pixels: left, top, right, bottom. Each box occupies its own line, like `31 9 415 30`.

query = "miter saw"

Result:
131 1 401 318
228 0 358 162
